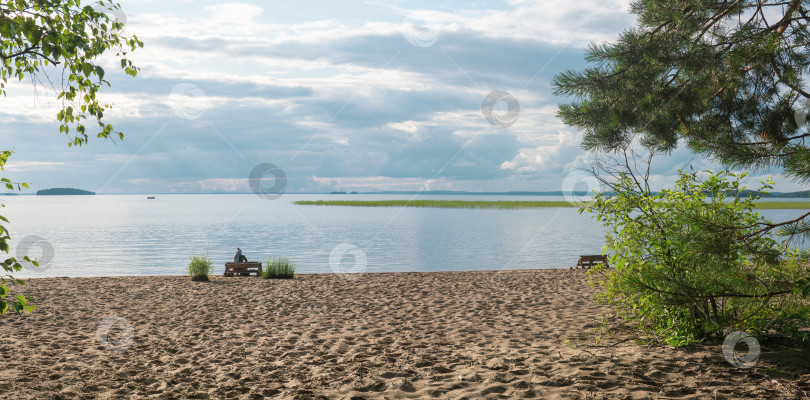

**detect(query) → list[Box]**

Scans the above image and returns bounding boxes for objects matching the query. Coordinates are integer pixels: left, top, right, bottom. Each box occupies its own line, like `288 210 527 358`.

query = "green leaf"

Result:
0 1 142 319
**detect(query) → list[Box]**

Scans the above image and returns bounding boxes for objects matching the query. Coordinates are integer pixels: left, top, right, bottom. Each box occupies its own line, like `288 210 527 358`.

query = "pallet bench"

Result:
575 255 609 269
224 262 262 277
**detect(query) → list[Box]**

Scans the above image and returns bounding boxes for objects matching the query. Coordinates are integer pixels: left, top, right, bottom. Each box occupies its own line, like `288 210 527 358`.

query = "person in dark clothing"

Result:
233 247 248 263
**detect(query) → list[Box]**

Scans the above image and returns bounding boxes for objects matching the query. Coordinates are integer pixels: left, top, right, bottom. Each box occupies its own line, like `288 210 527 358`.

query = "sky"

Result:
1 0 808 194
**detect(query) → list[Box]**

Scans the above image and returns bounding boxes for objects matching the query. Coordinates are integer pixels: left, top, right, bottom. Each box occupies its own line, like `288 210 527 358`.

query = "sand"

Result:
0 269 808 399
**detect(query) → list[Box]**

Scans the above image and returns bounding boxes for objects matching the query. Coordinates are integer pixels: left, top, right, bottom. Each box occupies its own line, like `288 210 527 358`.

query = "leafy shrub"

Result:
187 255 213 281
584 170 810 346
263 256 295 279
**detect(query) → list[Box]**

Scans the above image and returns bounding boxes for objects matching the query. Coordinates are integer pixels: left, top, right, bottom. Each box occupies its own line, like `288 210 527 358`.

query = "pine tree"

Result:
553 0 810 235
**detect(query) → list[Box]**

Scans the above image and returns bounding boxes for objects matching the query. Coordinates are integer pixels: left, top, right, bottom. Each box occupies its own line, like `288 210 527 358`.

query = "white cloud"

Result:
4 161 65 172
309 176 453 192
203 3 264 23
8 0 801 194
500 129 581 173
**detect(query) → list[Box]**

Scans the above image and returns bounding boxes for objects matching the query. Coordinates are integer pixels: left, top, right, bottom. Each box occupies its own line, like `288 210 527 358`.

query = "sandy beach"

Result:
0 269 808 399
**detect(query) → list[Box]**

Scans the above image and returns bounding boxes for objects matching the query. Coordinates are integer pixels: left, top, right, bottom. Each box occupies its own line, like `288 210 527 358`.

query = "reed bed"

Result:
295 200 575 209
262 256 296 279
295 199 810 210
752 201 810 209
187 255 213 281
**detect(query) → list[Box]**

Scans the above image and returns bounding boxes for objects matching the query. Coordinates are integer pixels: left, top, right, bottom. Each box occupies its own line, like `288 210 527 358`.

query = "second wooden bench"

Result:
575 255 609 269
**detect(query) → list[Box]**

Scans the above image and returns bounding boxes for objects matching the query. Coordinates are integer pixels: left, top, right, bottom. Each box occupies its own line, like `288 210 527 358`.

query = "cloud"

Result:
6 0 801 194
195 177 248 192
309 176 452 192
3 161 65 172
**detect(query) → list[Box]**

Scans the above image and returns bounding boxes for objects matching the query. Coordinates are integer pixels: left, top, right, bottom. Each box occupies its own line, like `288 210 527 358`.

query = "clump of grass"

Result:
187 254 213 281
262 256 296 279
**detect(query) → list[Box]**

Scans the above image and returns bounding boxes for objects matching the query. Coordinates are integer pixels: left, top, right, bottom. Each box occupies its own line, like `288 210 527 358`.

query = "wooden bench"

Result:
575 255 609 269
224 262 262 277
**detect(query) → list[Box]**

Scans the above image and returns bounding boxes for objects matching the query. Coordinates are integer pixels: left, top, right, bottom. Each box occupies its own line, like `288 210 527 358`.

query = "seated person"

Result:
233 247 248 263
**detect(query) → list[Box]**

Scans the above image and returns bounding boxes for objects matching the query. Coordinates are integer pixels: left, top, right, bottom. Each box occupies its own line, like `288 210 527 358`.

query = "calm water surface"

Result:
3 194 808 277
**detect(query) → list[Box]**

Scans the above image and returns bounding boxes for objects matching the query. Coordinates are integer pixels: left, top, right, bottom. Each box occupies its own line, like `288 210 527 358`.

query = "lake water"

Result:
2 194 808 277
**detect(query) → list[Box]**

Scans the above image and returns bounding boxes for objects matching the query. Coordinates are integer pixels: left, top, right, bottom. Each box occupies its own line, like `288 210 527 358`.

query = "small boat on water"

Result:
147 196 156 199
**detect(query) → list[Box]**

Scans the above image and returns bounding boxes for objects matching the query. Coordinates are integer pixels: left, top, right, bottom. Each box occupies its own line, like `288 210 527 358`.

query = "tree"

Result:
0 0 142 314
583 146 809 345
552 0 810 344
553 0 810 237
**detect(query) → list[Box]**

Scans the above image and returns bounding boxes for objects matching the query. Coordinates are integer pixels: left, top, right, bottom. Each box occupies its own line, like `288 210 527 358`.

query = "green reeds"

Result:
752 201 810 209
294 199 810 210
187 254 213 281
294 200 575 209
263 256 296 279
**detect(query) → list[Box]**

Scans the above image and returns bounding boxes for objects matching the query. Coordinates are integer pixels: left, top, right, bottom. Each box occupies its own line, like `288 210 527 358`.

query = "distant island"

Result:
36 188 96 196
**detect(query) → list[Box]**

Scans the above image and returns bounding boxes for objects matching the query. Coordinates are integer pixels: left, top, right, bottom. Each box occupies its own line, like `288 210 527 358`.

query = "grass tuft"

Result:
263 256 296 279
187 254 213 281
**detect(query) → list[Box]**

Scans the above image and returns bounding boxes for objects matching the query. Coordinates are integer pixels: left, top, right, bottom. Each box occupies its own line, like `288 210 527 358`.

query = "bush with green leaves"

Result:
0 151 37 315
187 255 213 282
262 256 295 279
584 170 810 346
